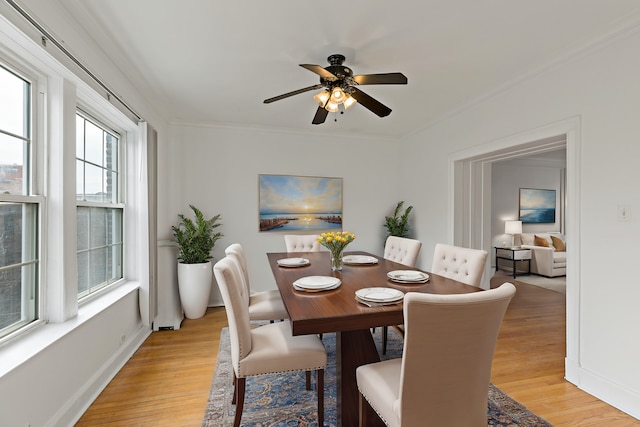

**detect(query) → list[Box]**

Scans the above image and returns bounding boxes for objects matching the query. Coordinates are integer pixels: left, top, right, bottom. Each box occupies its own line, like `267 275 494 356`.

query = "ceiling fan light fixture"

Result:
343 94 357 110
330 86 345 103
313 89 330 107
325 100 339 112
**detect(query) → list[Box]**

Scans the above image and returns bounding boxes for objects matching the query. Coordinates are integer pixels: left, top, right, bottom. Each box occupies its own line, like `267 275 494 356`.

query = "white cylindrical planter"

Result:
177 261 212 319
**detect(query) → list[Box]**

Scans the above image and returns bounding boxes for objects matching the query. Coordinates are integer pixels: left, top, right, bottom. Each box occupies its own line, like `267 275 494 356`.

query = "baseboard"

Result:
565 358 640 420
48 325 152 427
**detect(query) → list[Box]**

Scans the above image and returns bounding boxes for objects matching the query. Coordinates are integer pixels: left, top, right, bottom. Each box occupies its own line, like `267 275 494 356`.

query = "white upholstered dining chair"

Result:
284 234 322 252
383 236 422 267
213 257 327 427
430 243 488 288
380 236 423 354
387 243 489 350
224 243 288 322
356 282 516 427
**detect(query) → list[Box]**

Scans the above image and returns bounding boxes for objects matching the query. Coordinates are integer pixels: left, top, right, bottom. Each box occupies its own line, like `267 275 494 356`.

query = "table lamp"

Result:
505 220 522 248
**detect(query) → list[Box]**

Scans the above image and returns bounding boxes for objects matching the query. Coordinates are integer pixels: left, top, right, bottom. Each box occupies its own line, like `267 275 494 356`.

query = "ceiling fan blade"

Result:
300 64 338 81
312 107 329 125
353 72 408 85
264 84 324 104
350 88 392 117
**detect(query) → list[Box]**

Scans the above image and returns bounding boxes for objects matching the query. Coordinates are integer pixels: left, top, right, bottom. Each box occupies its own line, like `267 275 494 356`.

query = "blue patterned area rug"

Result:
203 327 552 427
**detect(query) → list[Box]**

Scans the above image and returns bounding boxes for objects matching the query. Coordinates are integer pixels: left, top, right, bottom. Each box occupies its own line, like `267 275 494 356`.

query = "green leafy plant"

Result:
383 201 413 238
171 205 223 264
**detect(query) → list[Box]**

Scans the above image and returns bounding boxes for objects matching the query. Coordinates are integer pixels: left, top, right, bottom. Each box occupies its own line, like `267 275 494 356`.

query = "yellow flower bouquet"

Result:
317 231 356 271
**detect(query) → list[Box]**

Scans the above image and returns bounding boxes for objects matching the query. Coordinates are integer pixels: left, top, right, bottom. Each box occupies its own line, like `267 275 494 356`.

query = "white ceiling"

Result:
56 0 640 139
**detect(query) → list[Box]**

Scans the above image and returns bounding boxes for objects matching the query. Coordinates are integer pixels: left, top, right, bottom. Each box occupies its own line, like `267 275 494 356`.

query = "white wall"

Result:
400 28 640 418
0 286 146 427
166 124 400 305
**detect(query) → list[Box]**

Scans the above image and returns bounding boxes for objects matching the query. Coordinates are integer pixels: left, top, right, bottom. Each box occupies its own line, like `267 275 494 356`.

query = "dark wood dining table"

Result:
267 250 482 427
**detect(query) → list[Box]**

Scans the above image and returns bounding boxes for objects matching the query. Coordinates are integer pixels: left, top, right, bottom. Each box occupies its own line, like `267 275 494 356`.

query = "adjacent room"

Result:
1 1 639 426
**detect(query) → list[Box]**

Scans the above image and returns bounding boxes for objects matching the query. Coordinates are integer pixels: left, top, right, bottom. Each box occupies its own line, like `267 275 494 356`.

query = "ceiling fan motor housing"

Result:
323 55 354 91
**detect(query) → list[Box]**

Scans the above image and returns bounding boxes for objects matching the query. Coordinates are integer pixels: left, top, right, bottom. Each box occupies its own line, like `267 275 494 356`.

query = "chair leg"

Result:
359 391 365 427
382 326 388 355
317 369 324 427
233 377 246 427
306 371 311 390
392 324 405 338
359 391 370 427
232 371 237 404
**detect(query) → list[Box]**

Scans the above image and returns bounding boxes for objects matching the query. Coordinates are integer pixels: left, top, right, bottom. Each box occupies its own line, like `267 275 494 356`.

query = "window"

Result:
76 113 123 299
0 64 39 338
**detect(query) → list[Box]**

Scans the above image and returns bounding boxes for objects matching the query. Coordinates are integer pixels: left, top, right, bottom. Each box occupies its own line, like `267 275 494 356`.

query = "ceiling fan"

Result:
263 54 408 125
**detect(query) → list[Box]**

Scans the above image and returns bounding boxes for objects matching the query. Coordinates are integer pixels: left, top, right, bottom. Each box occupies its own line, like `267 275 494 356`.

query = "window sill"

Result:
0 281 140 378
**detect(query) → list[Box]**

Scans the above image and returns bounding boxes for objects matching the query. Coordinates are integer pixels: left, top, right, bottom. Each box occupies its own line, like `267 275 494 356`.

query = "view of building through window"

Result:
76 113 123 298
0 64 38 334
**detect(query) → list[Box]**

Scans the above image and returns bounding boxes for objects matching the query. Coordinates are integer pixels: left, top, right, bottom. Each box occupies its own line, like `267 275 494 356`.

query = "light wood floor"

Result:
76 279 640 426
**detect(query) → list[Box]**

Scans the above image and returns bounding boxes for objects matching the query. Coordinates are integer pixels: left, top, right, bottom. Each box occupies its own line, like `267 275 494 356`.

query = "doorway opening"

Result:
449 117 581 383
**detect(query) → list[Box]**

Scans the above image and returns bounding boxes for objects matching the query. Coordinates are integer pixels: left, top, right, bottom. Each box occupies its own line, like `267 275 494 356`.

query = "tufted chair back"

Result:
383 236 422 267
225 243 250 291
213 257 253 373
356 283 516 427
431 243 488 287
225 243 289 322
284 234 322 252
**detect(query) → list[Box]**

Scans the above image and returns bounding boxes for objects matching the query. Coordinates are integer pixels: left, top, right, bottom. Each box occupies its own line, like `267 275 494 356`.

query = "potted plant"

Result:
171 205 223 319
383 201 413 239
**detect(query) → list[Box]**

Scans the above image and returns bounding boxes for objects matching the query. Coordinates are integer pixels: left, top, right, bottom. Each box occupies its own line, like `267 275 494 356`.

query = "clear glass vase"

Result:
330 250 344 271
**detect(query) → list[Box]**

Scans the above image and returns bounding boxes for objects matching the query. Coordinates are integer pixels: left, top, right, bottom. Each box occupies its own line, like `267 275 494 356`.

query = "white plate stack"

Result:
342 255 379 265
277 257 310 267
293 276 341 292
387 270 429 284
355 287 404 306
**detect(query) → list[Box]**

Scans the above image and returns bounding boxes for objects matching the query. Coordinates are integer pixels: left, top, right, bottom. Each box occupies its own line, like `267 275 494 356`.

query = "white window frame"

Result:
75 110 125 300
0 16 144 344
0 58 45 341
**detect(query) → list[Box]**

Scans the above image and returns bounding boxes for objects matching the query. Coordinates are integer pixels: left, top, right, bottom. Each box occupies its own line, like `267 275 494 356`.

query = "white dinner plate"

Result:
387 270 429 283
355 287 404 303
277 257 310 267
294 281 342 292
342 255 379 265
293 276 342 291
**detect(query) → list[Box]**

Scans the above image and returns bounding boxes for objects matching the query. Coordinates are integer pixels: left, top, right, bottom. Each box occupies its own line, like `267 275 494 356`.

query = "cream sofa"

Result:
516 232 566 277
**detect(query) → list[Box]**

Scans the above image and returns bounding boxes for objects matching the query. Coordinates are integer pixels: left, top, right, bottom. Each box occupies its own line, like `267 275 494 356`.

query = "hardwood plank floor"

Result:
76 279 640 426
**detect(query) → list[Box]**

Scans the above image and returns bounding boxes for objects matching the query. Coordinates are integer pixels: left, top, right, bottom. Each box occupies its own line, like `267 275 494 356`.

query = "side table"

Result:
495 247 531 279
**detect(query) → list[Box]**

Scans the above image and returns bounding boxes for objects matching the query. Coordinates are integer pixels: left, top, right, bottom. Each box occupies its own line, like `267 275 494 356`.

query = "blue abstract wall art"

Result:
519 188 556 224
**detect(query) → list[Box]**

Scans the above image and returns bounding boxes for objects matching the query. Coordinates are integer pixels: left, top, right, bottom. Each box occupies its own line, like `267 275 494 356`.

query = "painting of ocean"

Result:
259 175 343 232
519 188 556 224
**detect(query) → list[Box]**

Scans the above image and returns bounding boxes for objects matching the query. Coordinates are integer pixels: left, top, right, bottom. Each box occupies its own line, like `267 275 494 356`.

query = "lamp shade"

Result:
325 100 339 112
343 94 357 109
330 87 346 103
505 220 522 235
313 89 330 107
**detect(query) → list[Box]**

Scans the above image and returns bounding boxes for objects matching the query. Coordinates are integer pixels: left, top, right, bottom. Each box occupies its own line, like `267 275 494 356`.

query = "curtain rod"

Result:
5 0 142 121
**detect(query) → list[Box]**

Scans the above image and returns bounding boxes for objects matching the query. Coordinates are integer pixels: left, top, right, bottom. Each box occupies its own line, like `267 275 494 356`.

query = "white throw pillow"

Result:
520 233 535 246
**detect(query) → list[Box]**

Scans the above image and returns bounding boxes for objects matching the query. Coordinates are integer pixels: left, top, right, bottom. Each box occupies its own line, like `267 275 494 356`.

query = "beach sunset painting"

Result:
259 174 343 232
